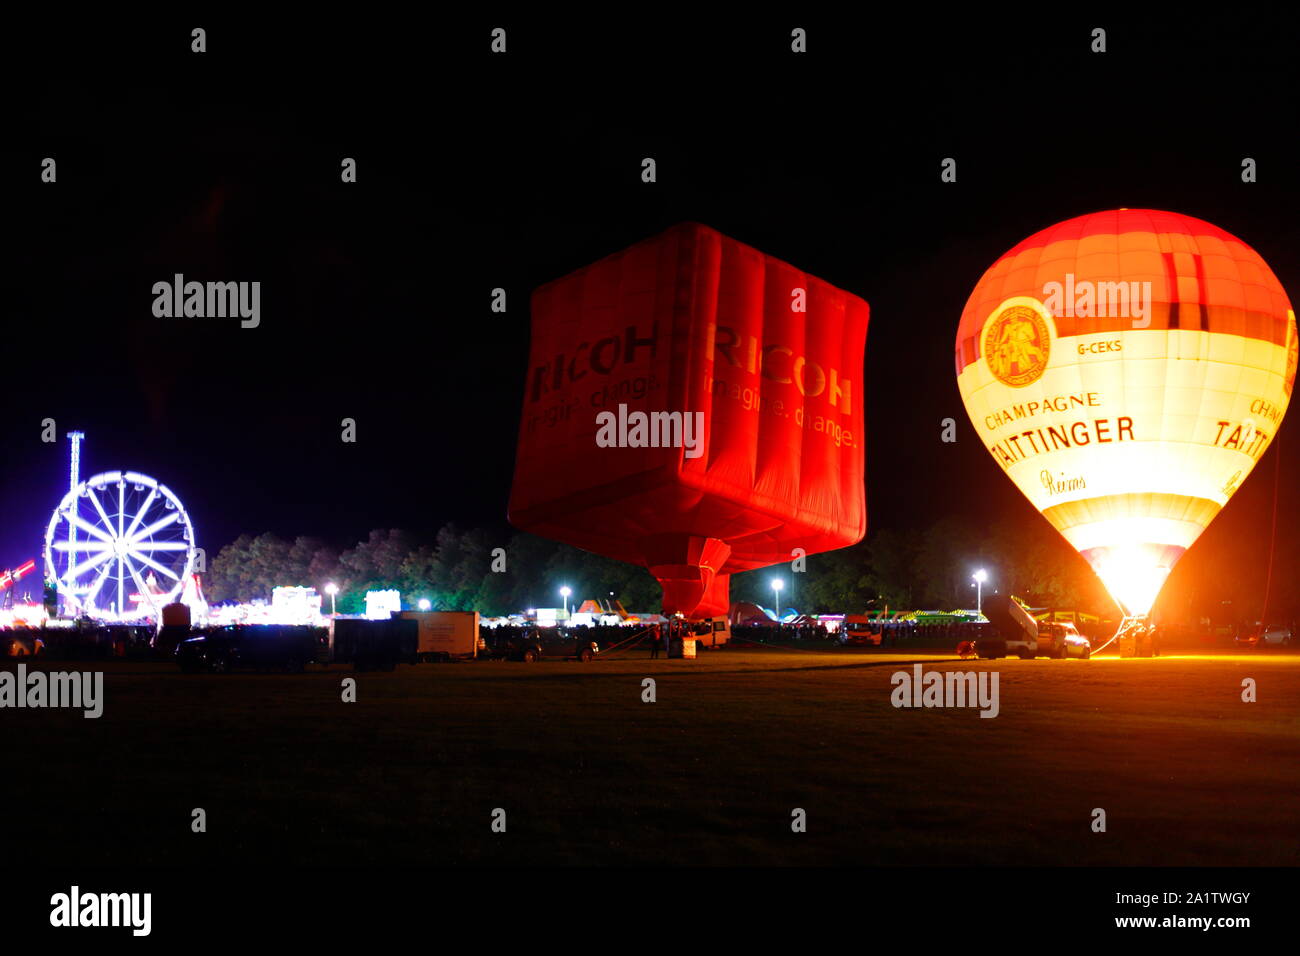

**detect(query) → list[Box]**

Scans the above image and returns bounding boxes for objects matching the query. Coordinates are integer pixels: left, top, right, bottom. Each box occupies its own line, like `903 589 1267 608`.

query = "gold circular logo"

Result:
983 301 1051 387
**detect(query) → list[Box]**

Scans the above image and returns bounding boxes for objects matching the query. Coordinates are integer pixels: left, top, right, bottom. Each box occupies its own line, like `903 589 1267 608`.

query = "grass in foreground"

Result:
4 650 1297 865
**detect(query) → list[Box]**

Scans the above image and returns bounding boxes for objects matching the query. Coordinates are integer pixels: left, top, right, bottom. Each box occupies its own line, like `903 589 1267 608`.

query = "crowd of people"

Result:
730 618 994 647
2 622 158 659
482 623 637 652
731 622 826 643
872 619 993 646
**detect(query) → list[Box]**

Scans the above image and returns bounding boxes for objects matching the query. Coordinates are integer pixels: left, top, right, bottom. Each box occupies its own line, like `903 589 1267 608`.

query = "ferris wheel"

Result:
44 470 198 620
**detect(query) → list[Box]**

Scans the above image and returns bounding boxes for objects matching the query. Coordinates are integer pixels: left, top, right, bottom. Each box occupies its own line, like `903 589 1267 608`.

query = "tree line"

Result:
205 517 1111 617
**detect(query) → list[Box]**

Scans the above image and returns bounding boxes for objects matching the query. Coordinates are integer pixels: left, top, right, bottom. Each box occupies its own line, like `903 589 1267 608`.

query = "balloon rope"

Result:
1260 435 1282 624
590 626 652 659
1091 614 1138 655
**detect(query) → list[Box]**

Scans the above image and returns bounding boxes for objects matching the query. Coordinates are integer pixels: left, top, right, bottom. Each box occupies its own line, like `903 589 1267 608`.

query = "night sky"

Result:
4 13 1298 616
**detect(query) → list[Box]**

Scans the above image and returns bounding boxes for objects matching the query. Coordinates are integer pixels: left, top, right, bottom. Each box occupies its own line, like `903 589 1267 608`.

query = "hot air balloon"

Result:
509 222 869 618
955 209 1297 619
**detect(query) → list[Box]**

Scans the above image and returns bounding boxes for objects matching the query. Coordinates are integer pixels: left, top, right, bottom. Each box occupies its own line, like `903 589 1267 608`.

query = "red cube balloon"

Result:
509 222 869 616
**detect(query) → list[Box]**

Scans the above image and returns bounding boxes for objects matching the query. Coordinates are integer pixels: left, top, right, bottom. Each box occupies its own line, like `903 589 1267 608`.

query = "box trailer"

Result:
331 617 419 670
399 610 483 661
976 594 1040 659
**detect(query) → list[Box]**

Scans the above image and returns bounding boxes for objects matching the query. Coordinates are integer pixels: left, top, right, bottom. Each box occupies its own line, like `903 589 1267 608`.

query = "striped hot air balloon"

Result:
955 209 1297 616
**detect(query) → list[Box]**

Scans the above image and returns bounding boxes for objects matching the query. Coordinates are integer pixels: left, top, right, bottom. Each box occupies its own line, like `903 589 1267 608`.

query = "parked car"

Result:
152 624 193 657
485 627 599 662
543 629 600 662
1235 623 1294 649
836 615 883 647
1036 621 1093 659
176 625 321 673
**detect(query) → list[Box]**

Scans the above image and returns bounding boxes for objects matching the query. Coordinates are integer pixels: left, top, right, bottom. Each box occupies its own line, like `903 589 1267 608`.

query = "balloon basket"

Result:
667 636 697 659
1101 614 1157 658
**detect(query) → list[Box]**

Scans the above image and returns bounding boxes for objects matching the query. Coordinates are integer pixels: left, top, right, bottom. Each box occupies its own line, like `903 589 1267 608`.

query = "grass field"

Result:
5 648 1298 866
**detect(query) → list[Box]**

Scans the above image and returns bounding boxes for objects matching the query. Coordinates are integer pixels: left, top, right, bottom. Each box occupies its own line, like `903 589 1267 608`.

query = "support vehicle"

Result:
836 614 883 647
975 595 1091 659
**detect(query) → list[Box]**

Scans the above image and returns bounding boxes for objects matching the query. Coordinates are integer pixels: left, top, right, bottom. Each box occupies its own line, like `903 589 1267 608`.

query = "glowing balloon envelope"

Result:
510 222 869 617
955 209 1297 615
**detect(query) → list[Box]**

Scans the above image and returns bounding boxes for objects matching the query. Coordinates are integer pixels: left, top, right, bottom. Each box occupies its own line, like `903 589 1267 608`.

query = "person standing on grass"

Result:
650 624 661 659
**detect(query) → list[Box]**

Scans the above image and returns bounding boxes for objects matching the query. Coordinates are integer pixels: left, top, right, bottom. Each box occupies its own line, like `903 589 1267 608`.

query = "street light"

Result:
325 582 339 618
972 569 988 614
559 585 572 619
418 598 431 612
772 578 784 623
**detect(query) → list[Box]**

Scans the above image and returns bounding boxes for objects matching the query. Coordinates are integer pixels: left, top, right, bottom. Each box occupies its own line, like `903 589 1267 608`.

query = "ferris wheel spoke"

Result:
134 541 189 551
51 539 111 553
124 559 160 612
87 487 118 539
122 488 158 540
116 557 127 618
129 511 180 543
85 561 114 605
63 548 114 585
63 509 113 543
129 548 180 581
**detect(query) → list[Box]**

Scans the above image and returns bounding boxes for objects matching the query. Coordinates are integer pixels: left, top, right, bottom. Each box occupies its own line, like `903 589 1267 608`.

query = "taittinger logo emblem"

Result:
983 298 1053 388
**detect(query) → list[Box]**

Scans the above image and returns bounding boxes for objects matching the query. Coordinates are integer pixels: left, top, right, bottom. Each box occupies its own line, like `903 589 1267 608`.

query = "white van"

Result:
694 616 730 648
